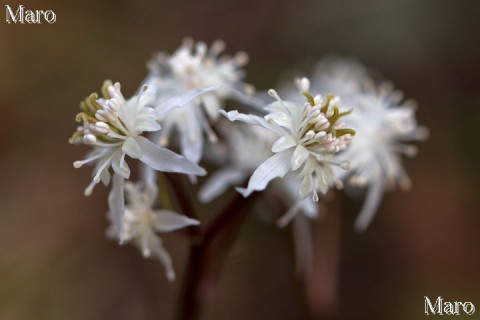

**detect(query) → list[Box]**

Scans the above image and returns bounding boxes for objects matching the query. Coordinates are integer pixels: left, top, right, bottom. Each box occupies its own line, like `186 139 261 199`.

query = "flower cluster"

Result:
70 79 212 279
70 39 428 283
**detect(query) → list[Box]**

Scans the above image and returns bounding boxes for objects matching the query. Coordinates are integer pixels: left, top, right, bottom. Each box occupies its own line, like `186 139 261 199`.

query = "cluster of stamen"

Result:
69 81 131 147
299 90 355 154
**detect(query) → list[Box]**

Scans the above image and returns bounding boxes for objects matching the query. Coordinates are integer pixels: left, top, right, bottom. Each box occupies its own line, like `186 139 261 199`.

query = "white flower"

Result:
144 38 254 164
198 119 318 227
220 78 354 202
70 80 207 196
107 179 199 281
198 119 275 203
337 82 428 231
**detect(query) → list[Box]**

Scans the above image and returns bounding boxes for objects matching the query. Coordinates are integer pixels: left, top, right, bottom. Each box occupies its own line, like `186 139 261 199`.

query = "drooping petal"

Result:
151 240 176 282
108 173 125 243
219 110 285 136
236 150 292 197
354 178 385 232
155 87 215 119
135 136 206 176
198 167 246 203
153 210 200 232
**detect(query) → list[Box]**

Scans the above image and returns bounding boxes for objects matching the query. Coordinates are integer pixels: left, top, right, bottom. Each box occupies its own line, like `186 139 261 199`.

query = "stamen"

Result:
234 51 249 66
300 91 315 107
294 77 310 92
84 180 97 196
210 39 226 56
268 89 281 101
83 134 97 145
320 94 334 113
94 122 110 134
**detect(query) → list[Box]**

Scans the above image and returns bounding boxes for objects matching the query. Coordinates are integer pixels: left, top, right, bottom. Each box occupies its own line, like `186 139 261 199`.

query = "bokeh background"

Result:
1 0 479 319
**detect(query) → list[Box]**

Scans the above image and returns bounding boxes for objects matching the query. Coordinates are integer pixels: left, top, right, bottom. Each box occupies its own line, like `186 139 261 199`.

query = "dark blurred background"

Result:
1 0 479 319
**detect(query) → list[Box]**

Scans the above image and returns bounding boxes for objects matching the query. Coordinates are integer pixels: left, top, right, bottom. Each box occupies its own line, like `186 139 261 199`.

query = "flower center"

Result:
69 81 130 147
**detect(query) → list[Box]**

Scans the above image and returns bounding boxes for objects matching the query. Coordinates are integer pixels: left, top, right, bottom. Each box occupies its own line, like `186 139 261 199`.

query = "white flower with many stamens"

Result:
336 81 428 231
70 81 207 230
144 38 254 164
70 80 206 195
220 78 354 202
107 179 199 282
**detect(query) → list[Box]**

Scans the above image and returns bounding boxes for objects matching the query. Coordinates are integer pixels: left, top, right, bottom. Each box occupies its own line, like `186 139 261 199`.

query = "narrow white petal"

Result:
271 136 296 153
135 113 162 132
111 150 130 179
219 110 285 136
108 173 125 242
291 145 310 171
154 210 200 232
180 111 203 163
265 112 291 131
151 242 176 282
354 179 385 232
236 150 292 197
202 93 221 120
155 87 215 118
122 137 142 159
135 136 206 176
198 168 246 203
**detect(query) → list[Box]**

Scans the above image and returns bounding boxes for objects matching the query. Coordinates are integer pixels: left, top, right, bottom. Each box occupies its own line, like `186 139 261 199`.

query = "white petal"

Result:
150 241 176 282
108 173 125 242
299 174 313 198
122 137 142 159
272 136 296 153
291 145 310 171
155 87 215 118
198 168 246 203
265 112 291 131
111 151 130 179
202 93 221 120
135 110 162 132
154 210 200 232
180 111 203 163
355 179 385 232
135 136 206 176
236 150 292 197
219 110 285 136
